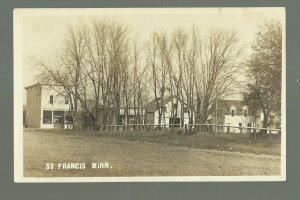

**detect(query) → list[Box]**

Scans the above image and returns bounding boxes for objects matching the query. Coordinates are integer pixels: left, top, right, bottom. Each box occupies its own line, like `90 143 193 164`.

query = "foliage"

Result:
247 20 282 127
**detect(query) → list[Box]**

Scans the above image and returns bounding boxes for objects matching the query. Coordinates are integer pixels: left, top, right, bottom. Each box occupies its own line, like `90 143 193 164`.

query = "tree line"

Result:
36 18 282 130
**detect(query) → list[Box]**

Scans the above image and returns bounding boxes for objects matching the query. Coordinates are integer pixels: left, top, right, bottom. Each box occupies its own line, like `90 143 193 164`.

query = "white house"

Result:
213 94 253 133
145 96 194 127
25 83 72 129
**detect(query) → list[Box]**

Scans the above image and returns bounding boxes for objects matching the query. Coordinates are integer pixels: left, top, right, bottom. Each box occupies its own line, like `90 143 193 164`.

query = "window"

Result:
239 123 242 127
50 95 53 104
231 109 235 116
119 115 124 125
229 106 236 116
65 97 69 104
163 106 167 113
173 103 178 109
169 118 173 125
243 109 248 117
43 110 52 124
65 112 73 123
184 107 188 113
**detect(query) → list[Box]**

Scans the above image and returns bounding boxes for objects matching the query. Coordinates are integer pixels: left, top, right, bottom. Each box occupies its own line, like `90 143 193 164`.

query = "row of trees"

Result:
38 20 149 129
36 18 282 130
147 27 244 127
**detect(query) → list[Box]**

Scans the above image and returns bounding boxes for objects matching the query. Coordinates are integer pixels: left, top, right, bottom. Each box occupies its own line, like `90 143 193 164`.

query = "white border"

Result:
14 8 286 182
14 10 24 181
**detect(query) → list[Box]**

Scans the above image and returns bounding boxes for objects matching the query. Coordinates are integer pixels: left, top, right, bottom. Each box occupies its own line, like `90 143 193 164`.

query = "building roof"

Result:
25 82 74 90
222 93 245 101
145 96 180 113
218 93 247 107
24 83 42 90
218 99 245 107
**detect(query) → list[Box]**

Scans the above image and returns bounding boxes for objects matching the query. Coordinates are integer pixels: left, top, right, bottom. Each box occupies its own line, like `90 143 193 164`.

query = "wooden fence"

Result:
104 123 281 140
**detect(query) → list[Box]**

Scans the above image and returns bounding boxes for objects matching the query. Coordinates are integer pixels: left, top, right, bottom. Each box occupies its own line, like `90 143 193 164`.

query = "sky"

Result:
18 8 285 101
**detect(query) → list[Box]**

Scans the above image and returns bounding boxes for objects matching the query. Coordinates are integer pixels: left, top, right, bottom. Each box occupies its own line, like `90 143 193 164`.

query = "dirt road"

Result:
23 129 281 177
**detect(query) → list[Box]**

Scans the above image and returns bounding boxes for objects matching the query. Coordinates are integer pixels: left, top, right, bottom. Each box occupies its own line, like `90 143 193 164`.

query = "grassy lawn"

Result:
28 128 281 155
74 129 281 156
23 129 281 177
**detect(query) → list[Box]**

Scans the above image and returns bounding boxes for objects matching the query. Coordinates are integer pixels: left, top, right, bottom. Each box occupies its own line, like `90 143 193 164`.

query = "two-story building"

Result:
25 83 71 129
145 96 194 127
213 94 253 133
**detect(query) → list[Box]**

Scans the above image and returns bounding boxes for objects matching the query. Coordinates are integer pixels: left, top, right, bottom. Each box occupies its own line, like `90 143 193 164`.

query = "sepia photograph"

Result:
14 8 285 182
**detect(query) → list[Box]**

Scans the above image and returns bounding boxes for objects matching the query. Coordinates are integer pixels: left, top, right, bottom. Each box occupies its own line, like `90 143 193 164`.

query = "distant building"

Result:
25 83 72 129
96 107 146 127
213 97 253 133
119 108 146 125
213 94 281 133
144 96 194 127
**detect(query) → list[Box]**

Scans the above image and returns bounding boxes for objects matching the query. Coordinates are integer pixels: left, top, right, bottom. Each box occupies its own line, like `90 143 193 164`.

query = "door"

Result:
53 111 64 129
174 118 180 127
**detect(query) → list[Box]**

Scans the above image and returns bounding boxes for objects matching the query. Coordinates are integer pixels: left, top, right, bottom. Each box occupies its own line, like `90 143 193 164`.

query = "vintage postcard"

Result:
14 8 286 182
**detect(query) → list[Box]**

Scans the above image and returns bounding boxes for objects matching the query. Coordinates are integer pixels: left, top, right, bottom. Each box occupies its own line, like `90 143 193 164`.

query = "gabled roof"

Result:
218 99 245 107
145 96 179 113
218 93 247 107
222 93 245 101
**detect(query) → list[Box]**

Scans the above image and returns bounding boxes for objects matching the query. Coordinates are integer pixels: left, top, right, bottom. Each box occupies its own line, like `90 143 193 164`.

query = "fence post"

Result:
254 128 256 141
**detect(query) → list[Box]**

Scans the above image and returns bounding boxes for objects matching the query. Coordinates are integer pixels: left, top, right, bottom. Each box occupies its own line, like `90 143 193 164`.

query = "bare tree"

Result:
147 32 171 126
36 22 90 130
36 19 245 131
171 28 189 127
62 23 90 129
146 27 244 129
130 35 147 125
194 29 245 125
84 19 131 128
173 27 199 128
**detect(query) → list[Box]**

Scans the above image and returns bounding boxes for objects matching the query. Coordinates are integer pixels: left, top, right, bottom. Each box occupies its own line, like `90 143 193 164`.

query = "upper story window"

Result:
173 103 178 109
242 106 248 117
243 109 248 117
50 95 53 104
230 106 236 117
231 109 235 116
